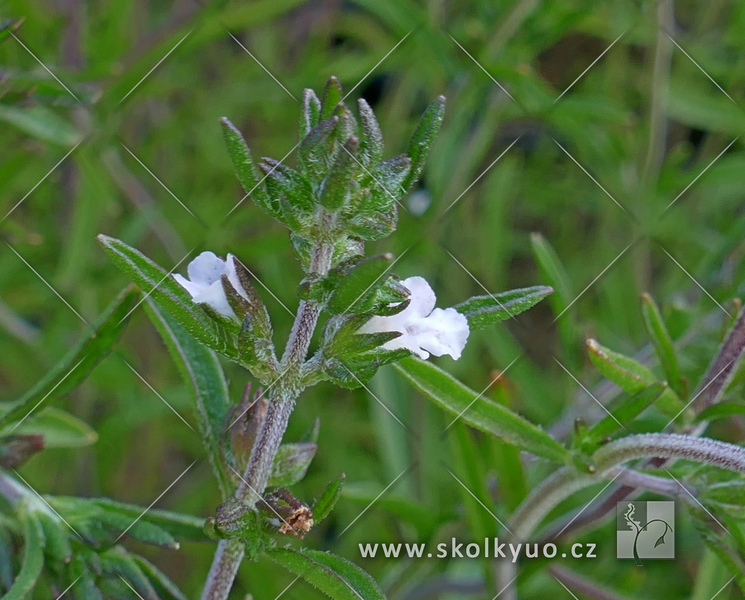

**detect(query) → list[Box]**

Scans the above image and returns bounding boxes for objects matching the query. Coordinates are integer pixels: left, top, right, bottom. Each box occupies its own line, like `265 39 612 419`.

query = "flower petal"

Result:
193 280 236 319
173 273 203 298
407 308 469 360
187 251 227 286
400 276 436 318
225 254 249 301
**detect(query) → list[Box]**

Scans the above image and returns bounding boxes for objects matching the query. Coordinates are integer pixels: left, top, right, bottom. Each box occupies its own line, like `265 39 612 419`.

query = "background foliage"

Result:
2 0 745 598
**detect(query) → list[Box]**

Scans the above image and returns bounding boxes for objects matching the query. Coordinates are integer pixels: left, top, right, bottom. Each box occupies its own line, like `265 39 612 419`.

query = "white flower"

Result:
359 276 469 360
173 251 247 319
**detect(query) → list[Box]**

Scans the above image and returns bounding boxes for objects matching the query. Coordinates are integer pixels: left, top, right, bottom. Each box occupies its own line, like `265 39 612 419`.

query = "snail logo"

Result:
616 501 675 563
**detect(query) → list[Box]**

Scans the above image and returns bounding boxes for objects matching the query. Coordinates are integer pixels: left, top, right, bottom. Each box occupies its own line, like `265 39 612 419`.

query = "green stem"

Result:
200 241 333 600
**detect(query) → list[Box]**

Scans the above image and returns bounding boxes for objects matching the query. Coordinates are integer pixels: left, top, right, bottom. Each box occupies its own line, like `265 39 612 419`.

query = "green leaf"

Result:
393 357 570 464
4 510 45 600
301 89 321 137
313 474 345 524
36 512 72 563
641 293 687 399
696 402 745 423
320 136 359 210
530 233 572 306
357 98 383 165
402 95 445 193
320 76 343 121
219 117 273 214
268 547 386 600
582 383 667 446
326 254 395 315
132 555 188 600
586 339 683 416
0 104 81 146
143 297 232 496
0 286 138 427
100 547 159 600
7 407 97 448
268 442 318 487
453 286 553 331
97 235 235 358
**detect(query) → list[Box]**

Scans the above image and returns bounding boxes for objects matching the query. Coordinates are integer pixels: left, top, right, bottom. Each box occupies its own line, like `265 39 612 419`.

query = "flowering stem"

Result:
200 240 333 600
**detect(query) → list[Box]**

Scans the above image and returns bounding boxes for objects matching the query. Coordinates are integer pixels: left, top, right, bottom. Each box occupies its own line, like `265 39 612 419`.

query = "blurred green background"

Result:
2 0 745 598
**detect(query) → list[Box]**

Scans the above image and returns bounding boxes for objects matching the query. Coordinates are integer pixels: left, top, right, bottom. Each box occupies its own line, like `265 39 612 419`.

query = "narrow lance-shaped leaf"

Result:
3 510 45 600
0 285 138 427
586 339 683 417
320 136 359 210
582 382 667 446
268 442 318 487
219 117 274 215
402 95 445 193
530 233 572 311
326 254 395 315
313 474 345 524
133 555 189 600
8 407 98 448
357 98 383 165
320 76 343 120
454 286 553 331
301 88 322 138
98 235 235 358
144 297 233 497
393 357 570 464
641 293 687 399
268 547 386 600
100 547 159 600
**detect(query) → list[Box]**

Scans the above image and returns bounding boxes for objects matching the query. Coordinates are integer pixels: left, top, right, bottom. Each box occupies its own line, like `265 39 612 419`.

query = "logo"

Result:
616 501 674 563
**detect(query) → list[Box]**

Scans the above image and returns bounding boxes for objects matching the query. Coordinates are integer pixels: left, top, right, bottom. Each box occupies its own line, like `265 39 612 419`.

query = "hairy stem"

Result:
498 433 745 600
201 241 333 600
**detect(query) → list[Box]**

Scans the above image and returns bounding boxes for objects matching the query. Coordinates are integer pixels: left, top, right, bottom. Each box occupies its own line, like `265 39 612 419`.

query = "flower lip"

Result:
359 276 470 360
174 251 248 319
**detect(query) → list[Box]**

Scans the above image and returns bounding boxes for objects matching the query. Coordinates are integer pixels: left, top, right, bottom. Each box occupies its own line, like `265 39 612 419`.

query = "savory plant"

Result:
3 75 745 600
